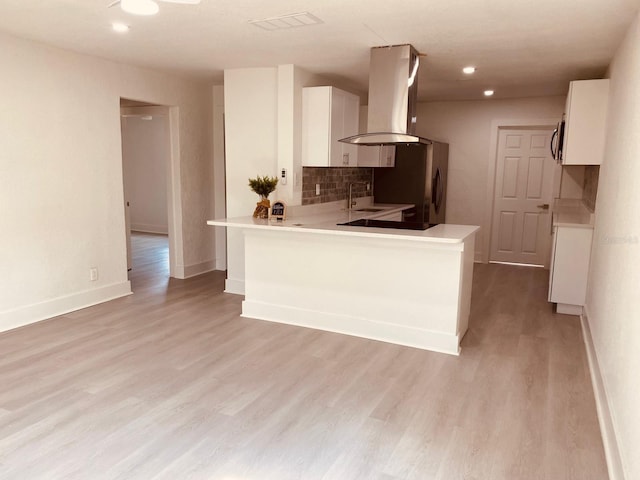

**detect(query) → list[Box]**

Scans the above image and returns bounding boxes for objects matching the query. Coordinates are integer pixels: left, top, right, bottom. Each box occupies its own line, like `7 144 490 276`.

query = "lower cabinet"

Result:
548 225 594 315
375 211 403 222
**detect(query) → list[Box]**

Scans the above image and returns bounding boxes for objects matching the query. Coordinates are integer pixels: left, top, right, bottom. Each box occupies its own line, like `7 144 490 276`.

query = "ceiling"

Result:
1 0 639 101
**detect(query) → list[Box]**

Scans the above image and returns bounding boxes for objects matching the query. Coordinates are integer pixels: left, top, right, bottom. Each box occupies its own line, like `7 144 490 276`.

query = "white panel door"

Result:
490 129 556 265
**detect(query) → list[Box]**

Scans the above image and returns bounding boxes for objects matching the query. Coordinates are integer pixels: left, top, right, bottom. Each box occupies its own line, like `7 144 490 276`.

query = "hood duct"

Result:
340 44 432 146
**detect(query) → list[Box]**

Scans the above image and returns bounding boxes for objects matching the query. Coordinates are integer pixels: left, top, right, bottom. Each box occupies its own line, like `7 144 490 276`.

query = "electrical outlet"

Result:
316 184 320 196
90 267 98 281
366 183 371 191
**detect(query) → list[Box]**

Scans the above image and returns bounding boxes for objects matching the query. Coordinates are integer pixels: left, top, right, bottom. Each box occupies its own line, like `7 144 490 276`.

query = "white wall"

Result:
0 32 214 331
212 85 227 270
220 65 342 293
223 67 279 293
415 97 565 260
121 113 169 234
585 13 640 480
277 66 334 206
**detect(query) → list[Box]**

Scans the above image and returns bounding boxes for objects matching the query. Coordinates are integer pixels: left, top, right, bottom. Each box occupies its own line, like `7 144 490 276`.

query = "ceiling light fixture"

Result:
484 90 495 97
112 22 130 33
462 66 476 74
120 0 159 16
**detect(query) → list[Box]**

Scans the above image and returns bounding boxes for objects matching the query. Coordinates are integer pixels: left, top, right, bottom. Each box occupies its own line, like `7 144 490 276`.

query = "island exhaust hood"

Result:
339 44 432 146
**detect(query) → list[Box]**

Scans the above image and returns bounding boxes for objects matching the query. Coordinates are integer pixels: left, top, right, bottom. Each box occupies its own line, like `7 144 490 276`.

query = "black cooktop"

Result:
338 219 438 230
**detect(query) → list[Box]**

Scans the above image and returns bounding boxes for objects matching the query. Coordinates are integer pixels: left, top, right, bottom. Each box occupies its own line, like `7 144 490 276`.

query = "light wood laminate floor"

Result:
0 234 608 479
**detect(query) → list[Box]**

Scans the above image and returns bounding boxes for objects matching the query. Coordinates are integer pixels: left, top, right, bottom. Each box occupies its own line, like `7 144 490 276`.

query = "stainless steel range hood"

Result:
340 44 432 146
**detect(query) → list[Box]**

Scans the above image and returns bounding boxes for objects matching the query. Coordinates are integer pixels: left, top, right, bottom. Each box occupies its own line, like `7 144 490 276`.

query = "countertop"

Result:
208 203 480 244
552 199 595 229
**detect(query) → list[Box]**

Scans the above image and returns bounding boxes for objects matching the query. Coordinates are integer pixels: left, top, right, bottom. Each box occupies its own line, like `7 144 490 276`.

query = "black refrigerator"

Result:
373 141 449 225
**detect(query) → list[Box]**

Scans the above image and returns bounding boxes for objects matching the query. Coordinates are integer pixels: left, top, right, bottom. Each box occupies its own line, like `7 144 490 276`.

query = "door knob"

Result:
537 204 550 210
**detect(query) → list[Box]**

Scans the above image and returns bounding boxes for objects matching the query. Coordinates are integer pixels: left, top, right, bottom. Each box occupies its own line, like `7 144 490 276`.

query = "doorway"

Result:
489 127 559 267
120 99 175 287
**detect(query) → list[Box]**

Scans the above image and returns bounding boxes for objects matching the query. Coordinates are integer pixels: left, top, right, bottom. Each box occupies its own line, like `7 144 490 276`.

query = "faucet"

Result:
347 182 369 210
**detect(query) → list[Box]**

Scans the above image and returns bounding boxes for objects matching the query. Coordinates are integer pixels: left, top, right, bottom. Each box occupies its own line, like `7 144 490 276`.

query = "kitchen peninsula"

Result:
208 205 479 355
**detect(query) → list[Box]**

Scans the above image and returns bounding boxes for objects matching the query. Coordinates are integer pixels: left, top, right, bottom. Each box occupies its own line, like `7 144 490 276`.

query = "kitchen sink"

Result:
338 219 435 230
353 208 384 212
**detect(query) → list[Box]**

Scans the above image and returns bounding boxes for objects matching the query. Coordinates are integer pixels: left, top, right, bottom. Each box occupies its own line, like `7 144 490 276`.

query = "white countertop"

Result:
552 199 595 229
208 203 480 244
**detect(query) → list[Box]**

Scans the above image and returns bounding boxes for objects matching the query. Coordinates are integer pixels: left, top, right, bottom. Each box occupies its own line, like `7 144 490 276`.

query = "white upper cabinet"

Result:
562 79 609 165
358 145 396 167
302 86 359 167
356 106 395 167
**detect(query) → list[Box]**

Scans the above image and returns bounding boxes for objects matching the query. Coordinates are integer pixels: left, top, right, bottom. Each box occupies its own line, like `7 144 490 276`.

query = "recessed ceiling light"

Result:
120 0 159 16
462 66 476 74
112 22 130 33
484 90 495 97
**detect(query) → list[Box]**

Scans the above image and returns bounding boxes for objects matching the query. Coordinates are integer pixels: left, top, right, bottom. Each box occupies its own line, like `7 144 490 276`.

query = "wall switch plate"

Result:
281 168 287 185
90 267 98 281
316 184 320 196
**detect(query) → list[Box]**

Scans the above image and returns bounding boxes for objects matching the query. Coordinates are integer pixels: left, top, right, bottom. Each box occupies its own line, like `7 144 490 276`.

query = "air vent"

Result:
249 12 323 31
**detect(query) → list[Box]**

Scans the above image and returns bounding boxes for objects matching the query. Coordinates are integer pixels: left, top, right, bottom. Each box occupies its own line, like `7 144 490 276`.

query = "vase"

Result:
253 198 270 218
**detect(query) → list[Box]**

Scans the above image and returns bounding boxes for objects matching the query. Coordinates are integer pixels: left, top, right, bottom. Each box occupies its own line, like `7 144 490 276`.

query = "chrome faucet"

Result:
348 182 369 210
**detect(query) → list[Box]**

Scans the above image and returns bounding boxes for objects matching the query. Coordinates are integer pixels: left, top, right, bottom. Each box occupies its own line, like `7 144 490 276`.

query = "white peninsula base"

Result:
238 225 477 356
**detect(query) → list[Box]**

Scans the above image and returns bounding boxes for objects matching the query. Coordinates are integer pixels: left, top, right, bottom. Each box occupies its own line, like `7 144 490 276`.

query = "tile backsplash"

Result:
583 165 600 212
302 167 373 205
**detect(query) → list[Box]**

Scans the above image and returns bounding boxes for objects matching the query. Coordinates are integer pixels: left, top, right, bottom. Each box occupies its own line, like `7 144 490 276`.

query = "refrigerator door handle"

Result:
433 168 444 214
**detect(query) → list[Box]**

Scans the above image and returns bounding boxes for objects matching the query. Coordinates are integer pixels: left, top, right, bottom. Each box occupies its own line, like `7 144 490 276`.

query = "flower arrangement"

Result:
248 175 278 199
248 175 278 218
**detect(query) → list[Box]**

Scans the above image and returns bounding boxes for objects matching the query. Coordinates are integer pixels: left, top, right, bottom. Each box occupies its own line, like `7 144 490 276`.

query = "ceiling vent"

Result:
249 12 323 31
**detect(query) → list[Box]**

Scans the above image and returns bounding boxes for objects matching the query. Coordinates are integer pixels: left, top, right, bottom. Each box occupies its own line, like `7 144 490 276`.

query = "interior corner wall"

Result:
223 67 278 293
415 96 565 260
212 85 226 271
0 32 214 332
221 65 342 293
584 12 640 480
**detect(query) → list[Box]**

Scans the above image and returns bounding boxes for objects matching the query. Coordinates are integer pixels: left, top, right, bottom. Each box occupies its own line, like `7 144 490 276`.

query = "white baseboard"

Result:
242 300 461 356
581 308 625 480
173 260 216 279
557 303 583 315
131 224 169 235
183 260 216 278
215 258 227 271
224 278 245 295
0 281 132 333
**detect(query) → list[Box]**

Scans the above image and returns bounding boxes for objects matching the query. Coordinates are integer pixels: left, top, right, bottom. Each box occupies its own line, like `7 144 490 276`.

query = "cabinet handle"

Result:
550 128 558 158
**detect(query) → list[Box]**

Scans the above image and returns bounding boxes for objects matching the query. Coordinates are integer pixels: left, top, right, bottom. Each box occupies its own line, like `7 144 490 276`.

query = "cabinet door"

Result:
302 86 360 167
329 88 346 166
357 145 380 167
342 93 359 166
357 145 395 167
549 226 593 306
375 211 403 221
548 226 557 302
563 79 609 165
302 87 331 167
381 145 395 167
